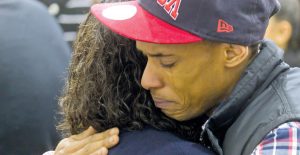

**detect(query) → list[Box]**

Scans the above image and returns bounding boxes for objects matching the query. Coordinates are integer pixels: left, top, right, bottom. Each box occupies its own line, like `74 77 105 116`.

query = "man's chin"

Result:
162 110 189 122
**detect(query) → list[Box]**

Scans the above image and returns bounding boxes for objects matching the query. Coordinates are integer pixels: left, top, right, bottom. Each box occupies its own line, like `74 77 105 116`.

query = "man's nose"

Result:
141 63 163 90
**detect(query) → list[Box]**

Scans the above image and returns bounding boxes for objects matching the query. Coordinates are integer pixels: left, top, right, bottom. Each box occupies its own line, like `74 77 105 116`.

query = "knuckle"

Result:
81 145 90 154
70 134 79 140
89 134 97 142
55 138 70 150
62 137 71 143
105 128 114 135
82 141 100 153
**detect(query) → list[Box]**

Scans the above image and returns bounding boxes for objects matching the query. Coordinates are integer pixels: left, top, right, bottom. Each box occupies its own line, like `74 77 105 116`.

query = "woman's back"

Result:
110 127 214 155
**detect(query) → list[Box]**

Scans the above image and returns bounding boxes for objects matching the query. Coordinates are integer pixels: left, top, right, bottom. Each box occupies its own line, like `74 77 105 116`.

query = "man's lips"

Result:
153 98 174 109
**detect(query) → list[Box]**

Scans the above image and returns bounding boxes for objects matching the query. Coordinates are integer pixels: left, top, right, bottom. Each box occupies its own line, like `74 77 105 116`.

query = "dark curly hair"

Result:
58 8 207 142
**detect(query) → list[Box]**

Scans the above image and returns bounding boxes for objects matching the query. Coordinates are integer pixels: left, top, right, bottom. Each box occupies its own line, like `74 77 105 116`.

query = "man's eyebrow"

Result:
137 49 174 57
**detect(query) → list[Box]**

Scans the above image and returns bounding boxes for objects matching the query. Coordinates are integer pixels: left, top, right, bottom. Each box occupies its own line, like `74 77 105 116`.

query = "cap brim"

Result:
91 1 203 44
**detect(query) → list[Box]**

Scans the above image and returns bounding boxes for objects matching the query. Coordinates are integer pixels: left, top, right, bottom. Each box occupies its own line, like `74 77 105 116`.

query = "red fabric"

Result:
251 122 300 155
91 1 203 44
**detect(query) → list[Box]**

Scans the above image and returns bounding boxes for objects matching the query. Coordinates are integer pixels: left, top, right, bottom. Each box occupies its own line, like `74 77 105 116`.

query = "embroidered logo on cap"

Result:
157 0 182 20
217 19 234 33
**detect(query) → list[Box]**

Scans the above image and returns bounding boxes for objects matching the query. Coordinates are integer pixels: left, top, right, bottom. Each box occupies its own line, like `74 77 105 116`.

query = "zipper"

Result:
200 119 209 142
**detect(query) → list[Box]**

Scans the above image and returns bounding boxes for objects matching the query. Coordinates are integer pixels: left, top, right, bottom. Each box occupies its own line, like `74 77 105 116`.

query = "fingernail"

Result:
109 128 116 135
86 126 92 131
89 126 96 131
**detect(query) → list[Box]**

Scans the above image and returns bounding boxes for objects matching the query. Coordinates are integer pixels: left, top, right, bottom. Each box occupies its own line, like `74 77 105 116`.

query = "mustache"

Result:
151 94 174 102
149 90 174 102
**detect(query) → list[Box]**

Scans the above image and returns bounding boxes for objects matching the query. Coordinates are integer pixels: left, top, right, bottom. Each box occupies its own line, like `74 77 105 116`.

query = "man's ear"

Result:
224 44 249 68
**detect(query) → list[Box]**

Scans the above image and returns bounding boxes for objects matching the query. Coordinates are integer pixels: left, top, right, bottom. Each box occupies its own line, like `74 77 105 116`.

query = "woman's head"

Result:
58 12 145 134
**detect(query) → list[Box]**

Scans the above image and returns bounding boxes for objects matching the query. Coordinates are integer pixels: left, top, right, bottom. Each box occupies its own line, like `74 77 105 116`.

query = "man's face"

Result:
136 41 227 121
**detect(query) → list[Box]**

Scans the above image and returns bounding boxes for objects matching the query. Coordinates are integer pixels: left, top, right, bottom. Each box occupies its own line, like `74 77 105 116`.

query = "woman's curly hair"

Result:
58 9 206 142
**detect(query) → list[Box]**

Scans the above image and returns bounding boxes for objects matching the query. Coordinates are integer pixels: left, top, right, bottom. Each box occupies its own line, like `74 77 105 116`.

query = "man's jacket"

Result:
110 127 214 155
201 40 300 155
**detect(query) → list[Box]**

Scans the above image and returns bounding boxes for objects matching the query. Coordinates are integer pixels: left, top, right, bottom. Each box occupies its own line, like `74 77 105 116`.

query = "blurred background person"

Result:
0 0 71 154
265 0 300 67
39 0 99 47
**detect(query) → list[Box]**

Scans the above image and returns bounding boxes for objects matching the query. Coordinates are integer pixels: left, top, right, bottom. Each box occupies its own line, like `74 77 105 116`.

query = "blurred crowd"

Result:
39 0 98 46
265 0 300 67
0 0 299 154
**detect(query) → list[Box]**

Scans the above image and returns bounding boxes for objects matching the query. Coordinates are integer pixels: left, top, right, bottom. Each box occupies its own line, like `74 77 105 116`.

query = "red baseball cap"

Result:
91 0 280 45
90 1 202 44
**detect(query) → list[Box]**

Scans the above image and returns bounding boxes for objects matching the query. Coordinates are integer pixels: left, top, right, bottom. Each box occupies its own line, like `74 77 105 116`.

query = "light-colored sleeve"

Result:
42 151 55 155
251 122 300 155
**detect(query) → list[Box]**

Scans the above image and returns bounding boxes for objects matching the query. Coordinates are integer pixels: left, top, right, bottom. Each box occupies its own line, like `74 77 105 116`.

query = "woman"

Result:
51 7 212 155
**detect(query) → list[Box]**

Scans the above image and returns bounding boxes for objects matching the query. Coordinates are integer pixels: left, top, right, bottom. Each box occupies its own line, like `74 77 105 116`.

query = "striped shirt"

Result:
39 0 97 46
251 122 300 155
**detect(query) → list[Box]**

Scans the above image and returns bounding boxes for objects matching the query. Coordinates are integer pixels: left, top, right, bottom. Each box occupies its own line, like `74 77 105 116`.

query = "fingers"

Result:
70 126 97 140
81 127 119 146
74 136 119 155
71 127 119 141
87 128 118 144
61 129 119 153
90 148 108 155
54 127 120 155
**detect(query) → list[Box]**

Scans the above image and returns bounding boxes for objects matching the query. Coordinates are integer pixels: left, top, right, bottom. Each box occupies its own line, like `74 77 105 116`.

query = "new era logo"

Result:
217 19 234 33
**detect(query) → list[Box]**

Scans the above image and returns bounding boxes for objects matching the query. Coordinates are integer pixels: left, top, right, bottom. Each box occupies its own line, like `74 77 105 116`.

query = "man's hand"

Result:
54 126 119 155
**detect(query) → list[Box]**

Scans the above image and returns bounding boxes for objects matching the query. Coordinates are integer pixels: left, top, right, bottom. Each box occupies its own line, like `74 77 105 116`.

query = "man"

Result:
265 0 300 67
0 0 70 154
54 0 300 154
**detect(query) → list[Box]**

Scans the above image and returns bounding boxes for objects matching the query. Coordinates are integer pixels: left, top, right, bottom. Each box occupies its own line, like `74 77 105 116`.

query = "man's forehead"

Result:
136 41 165 50
136 41 205 51
135 41 217 59
136 42 184 57
136 42 176 56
